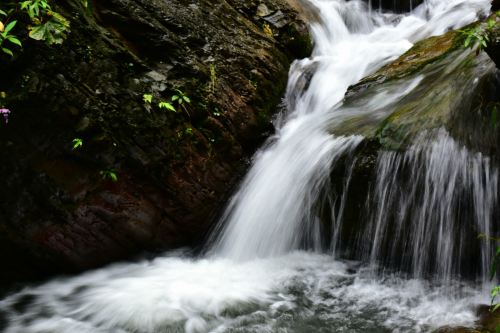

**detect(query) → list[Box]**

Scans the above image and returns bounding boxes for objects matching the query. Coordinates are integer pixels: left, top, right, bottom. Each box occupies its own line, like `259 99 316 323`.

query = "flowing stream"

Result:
1 0 497 332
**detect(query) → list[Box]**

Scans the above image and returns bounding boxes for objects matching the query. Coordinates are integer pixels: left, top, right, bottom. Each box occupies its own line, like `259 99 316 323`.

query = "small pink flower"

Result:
0 108 11 124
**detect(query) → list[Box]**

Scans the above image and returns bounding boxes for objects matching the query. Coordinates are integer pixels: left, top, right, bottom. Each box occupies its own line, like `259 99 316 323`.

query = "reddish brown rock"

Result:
0 0 312 284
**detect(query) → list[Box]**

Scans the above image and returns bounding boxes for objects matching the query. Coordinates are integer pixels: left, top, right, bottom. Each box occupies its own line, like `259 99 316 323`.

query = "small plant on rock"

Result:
460 18 498 53
171 89 191 117
72 138 83 150
171 89 191 106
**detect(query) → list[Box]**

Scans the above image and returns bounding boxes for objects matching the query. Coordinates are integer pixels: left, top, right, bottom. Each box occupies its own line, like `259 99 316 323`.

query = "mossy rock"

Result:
333 23 498 152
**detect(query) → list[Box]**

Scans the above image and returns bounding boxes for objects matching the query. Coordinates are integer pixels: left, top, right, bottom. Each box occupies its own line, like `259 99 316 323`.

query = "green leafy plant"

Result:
100 169 118 182
171 89 191 117
72 138 83 150
20 0 51 20
28 10 70 45
462 26 490 50
0 20 22 56
172 89 191 105
460 18 498 52
0 0 75 59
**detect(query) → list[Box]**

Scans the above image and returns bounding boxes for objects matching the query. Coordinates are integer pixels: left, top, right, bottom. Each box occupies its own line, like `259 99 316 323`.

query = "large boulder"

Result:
0 0 312 284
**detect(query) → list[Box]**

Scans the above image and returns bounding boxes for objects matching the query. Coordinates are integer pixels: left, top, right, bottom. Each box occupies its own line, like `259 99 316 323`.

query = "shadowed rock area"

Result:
0 0 312 284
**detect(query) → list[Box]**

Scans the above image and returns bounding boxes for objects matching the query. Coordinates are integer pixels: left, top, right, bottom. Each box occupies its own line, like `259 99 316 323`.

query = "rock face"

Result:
0 0 312 283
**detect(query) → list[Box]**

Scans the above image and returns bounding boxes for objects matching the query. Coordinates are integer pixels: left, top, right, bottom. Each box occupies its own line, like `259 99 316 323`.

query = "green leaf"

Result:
171 95 179 101
109 172 118 182
492 286 500 298
143 93 153 104
2 47 13 56
0 9 7 16
7 36 22 47
29 12 70 45
464 36 472 48
72 138 83 150
158 101 176 112
183 95 191 103
4 20 17 34
100 170 118 182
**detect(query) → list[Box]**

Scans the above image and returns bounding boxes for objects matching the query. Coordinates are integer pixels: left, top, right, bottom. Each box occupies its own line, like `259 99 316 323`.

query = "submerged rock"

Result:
0 0 312 283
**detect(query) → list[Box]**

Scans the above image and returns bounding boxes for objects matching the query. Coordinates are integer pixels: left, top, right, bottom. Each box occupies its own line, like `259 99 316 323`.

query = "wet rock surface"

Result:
0 0 312 283
341 22 500 154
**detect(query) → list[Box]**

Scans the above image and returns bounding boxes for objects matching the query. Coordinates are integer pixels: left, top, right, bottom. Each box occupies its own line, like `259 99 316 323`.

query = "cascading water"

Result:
0 1 497 332
361 130 499 281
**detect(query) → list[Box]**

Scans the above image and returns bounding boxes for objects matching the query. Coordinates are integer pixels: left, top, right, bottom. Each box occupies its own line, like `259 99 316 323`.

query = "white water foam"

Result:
0 251 487 333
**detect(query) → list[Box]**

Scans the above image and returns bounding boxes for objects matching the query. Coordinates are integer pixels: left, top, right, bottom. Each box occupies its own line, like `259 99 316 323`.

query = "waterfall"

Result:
361 130 499 281
1 1 497 332
207 0 494 271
